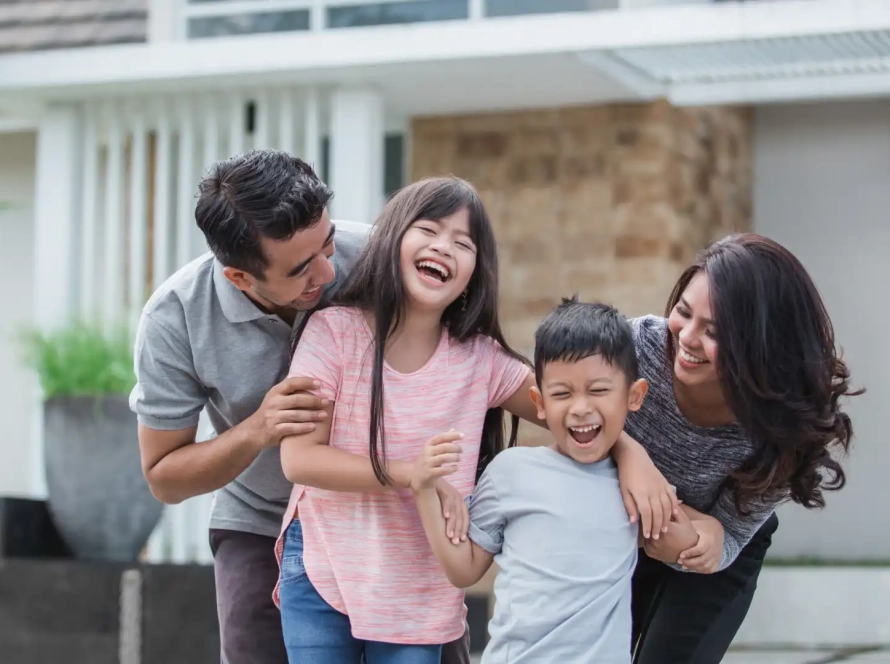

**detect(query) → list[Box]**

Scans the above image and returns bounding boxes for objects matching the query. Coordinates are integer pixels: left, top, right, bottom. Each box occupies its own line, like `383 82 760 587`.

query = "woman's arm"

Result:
683 491 780 573
280 402 414 492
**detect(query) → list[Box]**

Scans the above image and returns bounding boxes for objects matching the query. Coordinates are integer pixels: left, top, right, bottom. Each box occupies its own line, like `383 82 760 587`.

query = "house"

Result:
1 0 888 647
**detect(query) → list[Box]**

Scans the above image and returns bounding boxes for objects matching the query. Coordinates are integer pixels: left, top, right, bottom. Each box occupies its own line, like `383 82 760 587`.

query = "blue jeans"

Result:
278 519 443 664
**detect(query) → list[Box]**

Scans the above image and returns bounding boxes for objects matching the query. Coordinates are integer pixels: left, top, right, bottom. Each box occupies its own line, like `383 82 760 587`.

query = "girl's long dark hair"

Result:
666 233 863 513
297 177 528 485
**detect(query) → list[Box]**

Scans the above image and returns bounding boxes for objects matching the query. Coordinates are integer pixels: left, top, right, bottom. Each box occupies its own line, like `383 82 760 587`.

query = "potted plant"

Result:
20 321 163 562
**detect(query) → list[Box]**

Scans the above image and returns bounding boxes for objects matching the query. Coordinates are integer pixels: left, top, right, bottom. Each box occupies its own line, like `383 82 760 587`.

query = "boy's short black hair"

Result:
534 296 639 386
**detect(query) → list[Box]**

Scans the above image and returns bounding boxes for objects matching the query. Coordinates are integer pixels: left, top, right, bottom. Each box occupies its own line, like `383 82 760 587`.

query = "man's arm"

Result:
414 487 494 588
133 312 326 504
139 376 326 504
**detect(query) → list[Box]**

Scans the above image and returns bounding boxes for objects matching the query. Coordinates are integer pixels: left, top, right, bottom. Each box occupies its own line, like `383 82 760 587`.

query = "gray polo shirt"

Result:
467 445 637 664
129 221 370 537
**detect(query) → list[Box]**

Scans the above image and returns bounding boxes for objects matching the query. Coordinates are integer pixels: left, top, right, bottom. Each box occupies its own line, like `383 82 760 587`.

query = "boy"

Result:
411 298 698 663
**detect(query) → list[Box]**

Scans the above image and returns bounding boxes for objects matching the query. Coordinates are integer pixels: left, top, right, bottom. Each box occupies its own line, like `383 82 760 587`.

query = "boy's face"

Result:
530 354 648 464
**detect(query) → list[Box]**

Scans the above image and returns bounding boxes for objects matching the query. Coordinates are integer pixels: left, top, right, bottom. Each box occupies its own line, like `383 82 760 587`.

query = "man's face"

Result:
224 210 337 314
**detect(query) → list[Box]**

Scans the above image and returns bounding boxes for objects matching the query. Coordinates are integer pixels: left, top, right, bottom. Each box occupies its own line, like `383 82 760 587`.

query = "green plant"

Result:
19 321 135 398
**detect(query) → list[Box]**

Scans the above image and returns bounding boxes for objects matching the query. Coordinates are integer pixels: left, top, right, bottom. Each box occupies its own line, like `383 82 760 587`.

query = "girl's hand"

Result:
434 479 469 545
678 517 724 573
614 434 679 540
410 430 464 493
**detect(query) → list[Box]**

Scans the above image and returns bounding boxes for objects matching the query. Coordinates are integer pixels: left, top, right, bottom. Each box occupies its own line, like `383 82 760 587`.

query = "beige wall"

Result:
0 131 38 497
411 100 752 444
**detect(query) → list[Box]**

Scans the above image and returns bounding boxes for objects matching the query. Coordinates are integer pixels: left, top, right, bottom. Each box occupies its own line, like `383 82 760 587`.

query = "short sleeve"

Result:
289 311 343 402
465 464 506 554
483 338 531 409
129 313 208 431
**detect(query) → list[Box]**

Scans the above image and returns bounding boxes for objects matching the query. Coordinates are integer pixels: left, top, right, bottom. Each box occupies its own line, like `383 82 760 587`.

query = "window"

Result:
319 133 405 198
327 0 468 29
485 0 605 18
188 9 310 38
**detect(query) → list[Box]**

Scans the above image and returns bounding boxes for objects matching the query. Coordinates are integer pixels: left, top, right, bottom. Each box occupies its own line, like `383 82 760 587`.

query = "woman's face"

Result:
667 271 720 388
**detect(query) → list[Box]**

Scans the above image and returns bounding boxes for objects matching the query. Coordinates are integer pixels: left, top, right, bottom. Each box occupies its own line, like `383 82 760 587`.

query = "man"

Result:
130 149 470 664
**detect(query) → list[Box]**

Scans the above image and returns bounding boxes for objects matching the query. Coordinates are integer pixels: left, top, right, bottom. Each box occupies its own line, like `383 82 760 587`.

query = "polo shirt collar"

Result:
212 259 269 324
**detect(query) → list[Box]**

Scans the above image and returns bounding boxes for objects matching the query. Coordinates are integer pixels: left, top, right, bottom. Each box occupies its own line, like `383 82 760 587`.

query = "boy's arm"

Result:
414 487 494 589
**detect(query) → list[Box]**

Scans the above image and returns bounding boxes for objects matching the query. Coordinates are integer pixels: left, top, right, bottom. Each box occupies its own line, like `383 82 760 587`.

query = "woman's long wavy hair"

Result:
297 177 528 485
666 233 862 513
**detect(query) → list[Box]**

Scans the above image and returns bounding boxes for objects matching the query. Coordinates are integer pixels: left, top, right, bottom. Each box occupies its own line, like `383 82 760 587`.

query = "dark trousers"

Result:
209 528 471 664
631 513 779 664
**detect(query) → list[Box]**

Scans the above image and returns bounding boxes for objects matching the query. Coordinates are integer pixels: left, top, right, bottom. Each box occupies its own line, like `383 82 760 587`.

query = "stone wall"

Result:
411 99 752 444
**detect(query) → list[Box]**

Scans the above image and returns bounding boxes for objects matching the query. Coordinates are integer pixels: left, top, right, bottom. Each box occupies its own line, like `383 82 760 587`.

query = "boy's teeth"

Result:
570 425 601 433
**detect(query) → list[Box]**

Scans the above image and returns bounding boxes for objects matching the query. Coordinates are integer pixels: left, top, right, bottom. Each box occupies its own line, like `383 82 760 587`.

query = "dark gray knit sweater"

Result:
625 316 784 570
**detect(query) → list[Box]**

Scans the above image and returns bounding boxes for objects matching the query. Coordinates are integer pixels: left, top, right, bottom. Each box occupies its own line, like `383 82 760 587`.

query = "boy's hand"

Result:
678 516 724 573
434 479 469 545
410 430 464 493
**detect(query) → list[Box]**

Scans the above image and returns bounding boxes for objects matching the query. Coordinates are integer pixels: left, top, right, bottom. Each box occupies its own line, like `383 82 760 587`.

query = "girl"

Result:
273 177 676 664
624 233 861 663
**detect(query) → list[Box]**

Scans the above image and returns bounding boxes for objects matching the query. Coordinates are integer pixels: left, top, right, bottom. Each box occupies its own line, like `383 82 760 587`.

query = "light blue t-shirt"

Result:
467 445 637 663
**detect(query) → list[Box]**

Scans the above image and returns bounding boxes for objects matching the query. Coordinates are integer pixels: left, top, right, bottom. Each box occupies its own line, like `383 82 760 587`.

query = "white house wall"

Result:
0 131 37 498
754 99 890 562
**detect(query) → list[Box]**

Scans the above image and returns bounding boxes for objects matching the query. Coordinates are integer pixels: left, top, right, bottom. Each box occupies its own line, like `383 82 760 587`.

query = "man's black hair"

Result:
195 149 333 278
534 295 638 385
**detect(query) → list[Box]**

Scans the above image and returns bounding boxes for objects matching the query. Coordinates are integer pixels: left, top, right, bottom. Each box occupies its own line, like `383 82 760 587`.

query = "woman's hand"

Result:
434 479 469 545
613 432 680 540
678 515 725 573
642 506 699 563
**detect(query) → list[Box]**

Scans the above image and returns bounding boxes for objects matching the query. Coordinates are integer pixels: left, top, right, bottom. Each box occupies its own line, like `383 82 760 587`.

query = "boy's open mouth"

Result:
568 424 602 446
415 260 451 284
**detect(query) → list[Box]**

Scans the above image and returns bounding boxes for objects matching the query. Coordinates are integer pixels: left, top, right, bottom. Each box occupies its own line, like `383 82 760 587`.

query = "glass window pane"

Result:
384 133 405 197
327 0 468 29
486 0 609 18
188 10 310 38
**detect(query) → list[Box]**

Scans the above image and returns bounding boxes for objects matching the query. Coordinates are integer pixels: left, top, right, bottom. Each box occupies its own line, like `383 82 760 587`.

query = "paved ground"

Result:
470 649 890 663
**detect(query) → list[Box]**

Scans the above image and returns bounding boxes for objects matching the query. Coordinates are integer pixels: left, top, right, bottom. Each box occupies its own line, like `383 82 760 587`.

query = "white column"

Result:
31 104 83 497
34 105 82 329
303 88 321 172
329 86 384 225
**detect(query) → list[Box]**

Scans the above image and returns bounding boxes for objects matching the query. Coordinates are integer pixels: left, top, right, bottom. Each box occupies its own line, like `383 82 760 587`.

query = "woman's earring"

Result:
461 290 468 312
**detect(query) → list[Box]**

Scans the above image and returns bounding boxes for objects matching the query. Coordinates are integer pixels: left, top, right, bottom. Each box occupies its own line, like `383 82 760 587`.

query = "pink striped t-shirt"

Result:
274 306 530 644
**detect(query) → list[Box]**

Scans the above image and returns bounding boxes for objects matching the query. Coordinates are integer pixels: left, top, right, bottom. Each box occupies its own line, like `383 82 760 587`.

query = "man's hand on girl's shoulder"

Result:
244 376 329 449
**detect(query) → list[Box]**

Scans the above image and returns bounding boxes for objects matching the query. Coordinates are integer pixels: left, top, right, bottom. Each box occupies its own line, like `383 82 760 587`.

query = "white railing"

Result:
76 86 324 563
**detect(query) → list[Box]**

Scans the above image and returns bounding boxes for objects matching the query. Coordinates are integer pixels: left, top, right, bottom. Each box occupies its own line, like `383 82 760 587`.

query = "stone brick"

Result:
410 99 753 355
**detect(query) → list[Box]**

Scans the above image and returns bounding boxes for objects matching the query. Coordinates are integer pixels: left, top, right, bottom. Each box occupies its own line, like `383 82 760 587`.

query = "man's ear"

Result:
222 266 255 293
627 378 649 412
529 385 546 421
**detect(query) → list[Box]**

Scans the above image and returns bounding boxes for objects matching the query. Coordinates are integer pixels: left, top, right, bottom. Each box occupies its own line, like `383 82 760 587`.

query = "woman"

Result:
624 233 861 663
